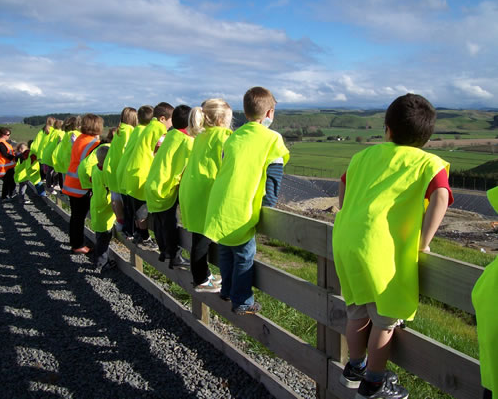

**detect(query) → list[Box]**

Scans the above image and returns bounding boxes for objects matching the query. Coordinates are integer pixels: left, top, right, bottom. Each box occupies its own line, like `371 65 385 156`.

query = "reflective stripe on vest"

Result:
62 185 89 196
0 139 16 176
62 134 100 197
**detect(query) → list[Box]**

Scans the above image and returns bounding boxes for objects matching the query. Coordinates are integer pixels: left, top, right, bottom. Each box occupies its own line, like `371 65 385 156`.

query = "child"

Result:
145 105 192 268
472 186 498 399
179 99 233 292
29 116 56 185
203 87 289 314
52 116 82 175
117 105 154 238
122 102 174 248
334 93 453 399
41 119 64 194
103 107 138 232
90 145 116 270
13 142 31 204
62 114 102 254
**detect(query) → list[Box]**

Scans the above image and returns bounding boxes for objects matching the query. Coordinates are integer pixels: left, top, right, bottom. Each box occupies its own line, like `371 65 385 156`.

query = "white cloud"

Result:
466 41 480 56
333 93 347 102
453 80 493 99
0 82 43 96
277 89 306 103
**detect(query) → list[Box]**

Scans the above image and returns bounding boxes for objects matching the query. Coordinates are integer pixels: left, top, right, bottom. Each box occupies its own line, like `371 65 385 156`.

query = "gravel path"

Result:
0 193 277 399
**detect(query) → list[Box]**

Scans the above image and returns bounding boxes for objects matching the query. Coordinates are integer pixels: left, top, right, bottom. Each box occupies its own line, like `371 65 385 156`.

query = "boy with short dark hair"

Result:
334 93 453 398
203 86 289 315
145 105 193 268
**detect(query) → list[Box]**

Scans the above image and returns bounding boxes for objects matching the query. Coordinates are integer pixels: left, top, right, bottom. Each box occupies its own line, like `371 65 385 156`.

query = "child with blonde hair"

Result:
179 98 233 292
103 107 138 230
203 87 289 312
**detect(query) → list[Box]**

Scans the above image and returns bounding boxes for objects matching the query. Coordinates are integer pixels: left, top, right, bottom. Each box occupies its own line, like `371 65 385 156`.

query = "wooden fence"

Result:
45 192 484 399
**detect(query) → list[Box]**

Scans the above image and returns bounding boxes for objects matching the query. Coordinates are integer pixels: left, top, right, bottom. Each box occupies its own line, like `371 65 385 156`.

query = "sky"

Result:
0 0 497 116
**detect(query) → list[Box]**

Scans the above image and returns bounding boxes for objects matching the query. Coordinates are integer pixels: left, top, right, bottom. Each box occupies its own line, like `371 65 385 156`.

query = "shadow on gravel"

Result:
0 193 273 399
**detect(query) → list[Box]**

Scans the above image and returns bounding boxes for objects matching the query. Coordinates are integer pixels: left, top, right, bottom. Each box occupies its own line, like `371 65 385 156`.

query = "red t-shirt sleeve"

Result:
341 172 346 184
425 169 454 206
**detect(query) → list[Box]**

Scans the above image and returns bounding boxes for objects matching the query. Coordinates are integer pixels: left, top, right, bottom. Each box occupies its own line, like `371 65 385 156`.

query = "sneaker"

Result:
355 378 408 399
340 363 398 389
194 279 221 293
169 253 190 269
138 237 158 251
100 259 117 271
232 302 262 315
208 273 222 285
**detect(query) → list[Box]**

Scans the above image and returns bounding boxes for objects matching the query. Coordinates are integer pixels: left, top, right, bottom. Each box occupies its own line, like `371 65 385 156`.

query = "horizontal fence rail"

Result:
41 190 485 399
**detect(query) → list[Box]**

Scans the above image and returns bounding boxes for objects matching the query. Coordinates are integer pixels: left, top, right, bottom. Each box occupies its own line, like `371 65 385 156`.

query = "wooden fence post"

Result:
131 249 143 273
316 225 348 399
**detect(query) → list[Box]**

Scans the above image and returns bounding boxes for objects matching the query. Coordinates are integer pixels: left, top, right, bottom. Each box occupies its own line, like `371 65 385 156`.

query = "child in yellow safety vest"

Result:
103 107 138 234
13 142 31 204
202 87 289 315
122 102 174 248
90 145 116 270
145 105 192 268
472 186 498 399
334 94 454 399
117 105 154 238
179 98 233 293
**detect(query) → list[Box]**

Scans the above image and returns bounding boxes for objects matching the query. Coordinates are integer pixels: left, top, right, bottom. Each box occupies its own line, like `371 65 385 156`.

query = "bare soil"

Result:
279 197 498 255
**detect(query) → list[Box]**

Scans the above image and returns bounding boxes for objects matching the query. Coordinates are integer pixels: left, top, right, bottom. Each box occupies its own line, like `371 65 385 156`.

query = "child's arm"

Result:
419 187 449 252
338 180 345 209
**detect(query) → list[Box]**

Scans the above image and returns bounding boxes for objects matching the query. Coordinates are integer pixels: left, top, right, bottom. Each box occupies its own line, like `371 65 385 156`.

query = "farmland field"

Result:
285 141 498 178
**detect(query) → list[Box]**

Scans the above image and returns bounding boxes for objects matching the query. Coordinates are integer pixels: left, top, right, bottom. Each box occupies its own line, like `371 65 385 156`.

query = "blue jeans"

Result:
218 236 256 308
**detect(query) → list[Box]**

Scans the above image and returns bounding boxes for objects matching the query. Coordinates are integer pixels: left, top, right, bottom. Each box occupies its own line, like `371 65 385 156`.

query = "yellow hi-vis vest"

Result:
116 124 147 194
203 122 289 246
78 144 110 190
333 142 449 320
179 126 232 233
36 128 54 164
41 128 64 167
29 128 51 160
103 123 134 193
471 186 498 393
122 118 166 200
145 129 194 213
52 130 81 173
90 163 116 233
472 257 498 393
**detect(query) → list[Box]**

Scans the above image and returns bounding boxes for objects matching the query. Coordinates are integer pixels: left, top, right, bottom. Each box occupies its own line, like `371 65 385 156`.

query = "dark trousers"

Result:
95 230 112 266
1 168 16 198
69 193 91 249
191 232 212 285
121 194 135 237
132 196 149 240
152 202 179 258
484 388 492 399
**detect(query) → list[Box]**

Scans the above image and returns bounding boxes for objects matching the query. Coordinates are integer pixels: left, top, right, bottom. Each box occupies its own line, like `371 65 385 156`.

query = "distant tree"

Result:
345 136 351 141
355 136 364 143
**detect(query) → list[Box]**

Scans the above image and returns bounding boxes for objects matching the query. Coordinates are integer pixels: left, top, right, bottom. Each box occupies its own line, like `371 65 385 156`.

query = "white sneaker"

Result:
208 274 222 285
194 280 221 293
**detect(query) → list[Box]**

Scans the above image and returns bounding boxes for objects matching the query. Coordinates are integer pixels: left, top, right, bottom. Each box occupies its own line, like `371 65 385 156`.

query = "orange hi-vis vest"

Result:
62 134 100 197
0 139 16 177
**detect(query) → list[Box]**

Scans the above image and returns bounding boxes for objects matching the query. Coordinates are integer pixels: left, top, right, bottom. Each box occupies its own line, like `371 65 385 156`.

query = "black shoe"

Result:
169 254 190 269
355 377 408 399
340 363 398 389
219 293 230 301
158 252 166 262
